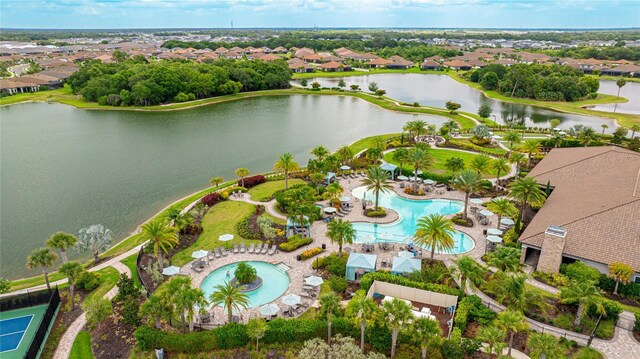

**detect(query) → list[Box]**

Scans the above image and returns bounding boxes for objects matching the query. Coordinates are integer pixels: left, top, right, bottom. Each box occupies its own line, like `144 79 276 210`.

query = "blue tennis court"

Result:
0 315 34 353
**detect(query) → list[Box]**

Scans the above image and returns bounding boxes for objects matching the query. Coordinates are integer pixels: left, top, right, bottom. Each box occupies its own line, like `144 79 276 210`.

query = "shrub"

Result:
364 208 386 217
314 253 349 276
224 186 247 194
360 272 462 297
365 322 392 353
300 247 324 260
502 227 519 246
173 92 190 102
573 347 604 359
76 271 100 291
598 274 640 299
561 262 601 284
454 295 496 332
240 175 266 189
234 262 258 284
533 271 569 288
201 192 222 207
327 275 348 293
452 213 472 227
122 295 142 327
634 312 640 332
278 234 312 252
395 343 424 359
551 313 575 330
115 273 138 302
235 215 262 240
588 298 622 319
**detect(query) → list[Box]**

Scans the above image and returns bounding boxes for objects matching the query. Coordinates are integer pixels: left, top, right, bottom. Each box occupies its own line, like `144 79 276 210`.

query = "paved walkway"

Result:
53 261 131 359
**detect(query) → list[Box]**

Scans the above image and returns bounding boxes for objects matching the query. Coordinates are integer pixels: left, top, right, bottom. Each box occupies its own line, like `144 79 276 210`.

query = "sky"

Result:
1 0 639 30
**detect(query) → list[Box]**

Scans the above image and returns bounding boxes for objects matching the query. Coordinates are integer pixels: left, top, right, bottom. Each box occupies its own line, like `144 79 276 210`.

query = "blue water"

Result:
351 186 475 254
200 261 290 308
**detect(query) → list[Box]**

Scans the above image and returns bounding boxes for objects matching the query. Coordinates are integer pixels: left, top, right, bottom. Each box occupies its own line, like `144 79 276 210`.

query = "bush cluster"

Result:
327 275 348 293
454 295 496 332
300 247 324 260
235 214 262 240
364 208 387 217
359 272 462 297
313 253 349 276
76 271 100 291
561 262 601 284
533 271 570 288
239 175 266 189
635 312 640 333
201 192 222 207
501 227 519 246
278 234 312 252
598 274 640 300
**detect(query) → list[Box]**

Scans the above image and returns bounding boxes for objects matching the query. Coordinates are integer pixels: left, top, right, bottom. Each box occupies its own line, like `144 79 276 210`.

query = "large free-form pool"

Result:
351 186 475 254
200 261 290 308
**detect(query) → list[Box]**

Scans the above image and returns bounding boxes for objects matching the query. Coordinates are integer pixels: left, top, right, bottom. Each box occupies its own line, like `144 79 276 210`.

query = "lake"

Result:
299 74 622 133
588 80 640 115
0 95 443 279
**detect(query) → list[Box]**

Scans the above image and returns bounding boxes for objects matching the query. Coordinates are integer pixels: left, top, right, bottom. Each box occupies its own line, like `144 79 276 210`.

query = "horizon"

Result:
2 26 640 31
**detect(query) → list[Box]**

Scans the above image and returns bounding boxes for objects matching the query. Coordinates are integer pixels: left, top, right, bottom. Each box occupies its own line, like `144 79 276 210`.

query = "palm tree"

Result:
579 127 596 147
26 247 58 291
140 294 172 329
383 298 414 358
496 309 529 357
521 140 541 161
486 246 522 273
59 261 83 309
274 153 300 190
412 317 441 359
165 206 193 233
46 231 78 263
477 325 505 358
408 147 434 183
326 219 356 257
247 318 268 351
351 295 377 353
392 148 409 173
615 78 626 106
445 157 465 175
209 280 249 324
470 154 491 175
485 272 550 314
608 262 634 295
235 167 249 187
492 158 510 182
361 166 393 210
163 276 207 333
311 145 330 161
451 255 485 290
336 145 354 166
325 181 344 202
550 131 564 148
631 124 639 139
527 332 564 359
319 293 342 345
508 152 527 176
559 280 605 327
77 224 112 263
549 118 561 130
444 119 459 138
504 131 521 150
210 176 224 188
508 177 546 231
486 198 517 229
141 219 178 268
414 214 455 260
601 124 609 134
452 170 485 220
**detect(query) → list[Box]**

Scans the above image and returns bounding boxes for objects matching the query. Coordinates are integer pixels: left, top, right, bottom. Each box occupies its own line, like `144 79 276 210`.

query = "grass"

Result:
347 133 401 154
384 149 499 178
618 302 640 314
171 201 262 266
247 179 305 201
571 347 603 359
298 282 333 320
85 266 120 303
69 331 94 359
120 254 141 288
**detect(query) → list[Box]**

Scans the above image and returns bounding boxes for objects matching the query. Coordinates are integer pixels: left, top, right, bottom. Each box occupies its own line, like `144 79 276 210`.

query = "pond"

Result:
298 73 621 133
587 80 640 115
0 95 443 279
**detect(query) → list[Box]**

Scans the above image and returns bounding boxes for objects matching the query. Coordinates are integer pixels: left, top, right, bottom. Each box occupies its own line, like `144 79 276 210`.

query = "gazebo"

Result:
379 163 399 180
346 252 377 281
286 215 310 238
391 257 421 275
325 172 337 185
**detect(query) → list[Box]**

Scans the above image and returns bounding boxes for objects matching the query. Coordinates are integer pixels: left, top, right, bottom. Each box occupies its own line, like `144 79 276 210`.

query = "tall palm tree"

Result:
412 317 442 359
140 294 172 329
383 298 414 358
141 219 178 268
527 332 564 359
392 148 409 174
559 280 605 326
451 255 485 290
508 152 527 176
361 166 393 210
165 206 193 234
492 157 510 182
234 167 249 187
408 147 434 183
615 79 626 112
452 170 486 220
601 124 609 134
274 153 300 190
319 293 342 345
336 145 354 166
508 177 546 231
162 277 207 333
549 118 561 130
311 145 330 161
486 198 517 229
59 261 84 310
608 262 634 295
444 119 459 138
26 247 58 291
631 124 639 139
470 154 491 175
477 325 505 358
351 295 378 353
445 157 465 175
326 219 356 257
496 309 529 357
579 127 596 147
414 214 455 260
485 272 550 314
504 131 521 151
521 140 541 161
325 181 344 202
46 231 78 263
209 280 249 324
550 131 564 148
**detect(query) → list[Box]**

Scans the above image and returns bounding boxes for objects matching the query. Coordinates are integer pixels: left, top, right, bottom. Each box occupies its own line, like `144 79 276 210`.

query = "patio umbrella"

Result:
423 179 436 185
479 209 495 217
259 303 280 316
500 218 515 226
491 134 502 139
470 198 483 205
413 170 423 175
161 266 180 276
339 196 351 202
304 276 324 287
558 131 566 135
378 232 394 241
486 235 503 243
487 228 503 236
553 127 561 131
398 251 414 259
218 233 234 241
340 165 351 170
359 235 376 244
191 250 208 259
323 207 337 214
397 175 409 181
281 294 301 306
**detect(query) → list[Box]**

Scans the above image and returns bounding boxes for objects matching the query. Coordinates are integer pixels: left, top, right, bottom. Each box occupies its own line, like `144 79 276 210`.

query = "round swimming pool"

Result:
351 186 475 254
200 261 290 308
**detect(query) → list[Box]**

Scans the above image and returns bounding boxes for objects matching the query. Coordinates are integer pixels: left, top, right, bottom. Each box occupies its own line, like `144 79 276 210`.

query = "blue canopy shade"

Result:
325 172 336 184
391 257 421 274
346 252 377 280
380 163 398 179
339 196 351 202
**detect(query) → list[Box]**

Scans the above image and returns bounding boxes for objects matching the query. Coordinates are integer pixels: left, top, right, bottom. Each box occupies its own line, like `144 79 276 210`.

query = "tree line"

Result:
68 58 292 106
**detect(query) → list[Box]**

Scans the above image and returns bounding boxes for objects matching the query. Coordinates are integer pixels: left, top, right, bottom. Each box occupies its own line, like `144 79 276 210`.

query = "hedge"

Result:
441 139 505 157
359 271 462 297
239 175 266 189
278 235 312 252
635 312 640 333
234 214 261 240
454 295 496 332
598 274 640 300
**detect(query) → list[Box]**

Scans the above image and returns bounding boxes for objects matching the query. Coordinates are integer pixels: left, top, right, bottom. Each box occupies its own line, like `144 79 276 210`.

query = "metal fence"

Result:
0 287 56 312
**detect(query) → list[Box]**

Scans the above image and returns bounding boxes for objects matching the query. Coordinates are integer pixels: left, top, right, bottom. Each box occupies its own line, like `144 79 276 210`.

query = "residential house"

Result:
420 60 441 71
443 60 472 70
318 61 351 72
287 58 314 73
600 64 640 77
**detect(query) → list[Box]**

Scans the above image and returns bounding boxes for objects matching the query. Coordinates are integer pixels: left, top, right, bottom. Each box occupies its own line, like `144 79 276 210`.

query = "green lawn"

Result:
69 331 94 359
347 133 401 155
247 179 305 201
384 149 499 178
171 201 262 266
85 266 119 304
120 254 141 288
298 282 333 320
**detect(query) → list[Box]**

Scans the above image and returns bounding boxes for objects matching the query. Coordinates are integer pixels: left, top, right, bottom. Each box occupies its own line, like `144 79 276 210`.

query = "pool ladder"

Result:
274 262 290 274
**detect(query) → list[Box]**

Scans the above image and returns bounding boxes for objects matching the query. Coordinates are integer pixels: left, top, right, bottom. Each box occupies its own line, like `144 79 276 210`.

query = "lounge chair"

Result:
335 212 345 217
191 262 204 272
361 170 366 176
220 247 228 256
247 243 255 253
350 173 356 179
260 244 269 254
255 243 263 254
233 243 239 253
213 247 222 258
240 243 246 253
268 245 277 255
207 250 215 261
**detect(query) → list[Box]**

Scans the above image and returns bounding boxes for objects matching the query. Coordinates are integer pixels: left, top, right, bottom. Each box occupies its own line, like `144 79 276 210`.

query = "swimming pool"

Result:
200 261 290 308
351 186 475 254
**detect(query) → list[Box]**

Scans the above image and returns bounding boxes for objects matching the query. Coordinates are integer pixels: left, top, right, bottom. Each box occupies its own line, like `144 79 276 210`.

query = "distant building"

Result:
420 60 441 71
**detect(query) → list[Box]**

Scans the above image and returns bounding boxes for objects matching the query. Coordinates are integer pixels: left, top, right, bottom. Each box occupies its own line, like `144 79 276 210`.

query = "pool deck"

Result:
183 177 496 325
